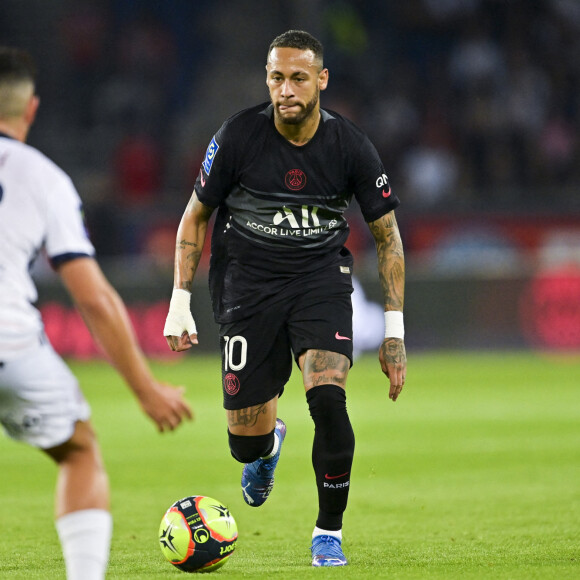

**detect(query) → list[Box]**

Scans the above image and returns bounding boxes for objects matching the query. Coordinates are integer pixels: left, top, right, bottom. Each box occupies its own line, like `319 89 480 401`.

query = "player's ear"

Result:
318 68 329 92
25 94 39 126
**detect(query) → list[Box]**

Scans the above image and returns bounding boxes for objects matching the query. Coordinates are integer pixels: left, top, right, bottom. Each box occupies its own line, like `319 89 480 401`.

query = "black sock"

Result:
306 385 355 531
228 429 275 464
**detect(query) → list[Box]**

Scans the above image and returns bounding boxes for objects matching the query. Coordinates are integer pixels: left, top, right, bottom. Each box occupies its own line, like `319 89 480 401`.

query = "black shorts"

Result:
219 259 354 410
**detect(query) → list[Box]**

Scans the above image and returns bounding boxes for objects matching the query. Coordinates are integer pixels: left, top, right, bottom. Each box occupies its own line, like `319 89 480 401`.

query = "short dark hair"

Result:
268 30 324 68
0 47 36 84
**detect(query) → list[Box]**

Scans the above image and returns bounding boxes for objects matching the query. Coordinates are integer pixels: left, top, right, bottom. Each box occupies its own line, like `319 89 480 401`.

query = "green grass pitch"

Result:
1 351 579 579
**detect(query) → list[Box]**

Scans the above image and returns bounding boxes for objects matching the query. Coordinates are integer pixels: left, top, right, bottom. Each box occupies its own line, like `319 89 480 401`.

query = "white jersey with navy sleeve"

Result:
0 134 95 360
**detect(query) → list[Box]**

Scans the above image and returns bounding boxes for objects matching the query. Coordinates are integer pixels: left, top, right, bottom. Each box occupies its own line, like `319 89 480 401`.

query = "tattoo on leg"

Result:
303 350 349 388
227 404 267 428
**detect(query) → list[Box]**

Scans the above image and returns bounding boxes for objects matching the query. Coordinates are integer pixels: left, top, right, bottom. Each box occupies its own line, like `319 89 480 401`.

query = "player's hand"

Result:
379 337 407 402
164 289 197 351
138 381 194 432
166 330 198 352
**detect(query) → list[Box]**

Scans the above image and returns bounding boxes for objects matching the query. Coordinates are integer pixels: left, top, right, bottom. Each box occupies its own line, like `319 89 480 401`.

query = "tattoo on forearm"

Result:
177 239 198 249
176 241 202 292
174 196 212 296
227 404 267 428
370 213 405 311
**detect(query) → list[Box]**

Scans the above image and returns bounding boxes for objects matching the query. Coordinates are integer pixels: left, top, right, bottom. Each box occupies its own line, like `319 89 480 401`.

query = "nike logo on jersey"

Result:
199 169 206 187
335 332 351 341
325 472 349 480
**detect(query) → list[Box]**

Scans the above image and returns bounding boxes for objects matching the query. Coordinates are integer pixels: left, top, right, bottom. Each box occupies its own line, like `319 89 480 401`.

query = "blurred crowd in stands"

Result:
1 0 579 265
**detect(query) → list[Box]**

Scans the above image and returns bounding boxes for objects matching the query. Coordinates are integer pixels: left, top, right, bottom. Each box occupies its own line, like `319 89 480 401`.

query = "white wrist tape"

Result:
384 311 404 339
164 289 197 337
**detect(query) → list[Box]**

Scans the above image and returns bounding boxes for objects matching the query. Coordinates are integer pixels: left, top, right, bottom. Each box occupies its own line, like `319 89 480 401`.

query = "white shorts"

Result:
0 339 90 449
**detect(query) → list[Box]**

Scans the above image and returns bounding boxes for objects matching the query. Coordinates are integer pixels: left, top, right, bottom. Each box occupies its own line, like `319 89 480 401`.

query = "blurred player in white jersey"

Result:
0 47 193 580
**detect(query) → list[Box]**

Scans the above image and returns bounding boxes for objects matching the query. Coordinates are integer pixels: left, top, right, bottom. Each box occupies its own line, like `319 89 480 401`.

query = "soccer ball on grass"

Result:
159 495 238 573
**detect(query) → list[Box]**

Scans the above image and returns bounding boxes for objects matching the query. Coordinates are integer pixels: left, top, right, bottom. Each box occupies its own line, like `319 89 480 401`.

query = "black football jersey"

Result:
195 102 399 323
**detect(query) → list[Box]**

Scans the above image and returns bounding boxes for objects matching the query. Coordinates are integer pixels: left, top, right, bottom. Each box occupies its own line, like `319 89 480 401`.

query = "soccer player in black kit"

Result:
164 30 407 567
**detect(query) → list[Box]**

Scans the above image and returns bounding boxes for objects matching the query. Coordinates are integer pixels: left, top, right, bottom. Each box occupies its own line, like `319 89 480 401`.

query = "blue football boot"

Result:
311 535 348 567
241 418 286 507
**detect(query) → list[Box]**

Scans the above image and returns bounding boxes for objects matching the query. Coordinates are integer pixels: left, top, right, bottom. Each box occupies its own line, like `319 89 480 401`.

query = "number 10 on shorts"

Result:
223 336 248 371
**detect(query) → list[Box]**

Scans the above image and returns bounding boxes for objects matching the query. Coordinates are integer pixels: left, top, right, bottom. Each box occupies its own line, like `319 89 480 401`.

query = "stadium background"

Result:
2 0 580 357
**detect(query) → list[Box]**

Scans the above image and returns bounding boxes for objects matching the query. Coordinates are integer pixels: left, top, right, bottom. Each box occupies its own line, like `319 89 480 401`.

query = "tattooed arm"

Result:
368 210 407 402
165 191 214 352
174 191 214 292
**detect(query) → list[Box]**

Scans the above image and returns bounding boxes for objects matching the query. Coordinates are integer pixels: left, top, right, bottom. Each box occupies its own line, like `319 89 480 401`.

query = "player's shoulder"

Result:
219 102 272 134
320 107 367 138
319 108 374 159
1 137 72 184
211 103 273 156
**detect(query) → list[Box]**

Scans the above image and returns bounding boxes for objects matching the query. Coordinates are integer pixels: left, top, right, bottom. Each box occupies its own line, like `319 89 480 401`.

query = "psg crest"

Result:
285 168 307 191
224 373 240 396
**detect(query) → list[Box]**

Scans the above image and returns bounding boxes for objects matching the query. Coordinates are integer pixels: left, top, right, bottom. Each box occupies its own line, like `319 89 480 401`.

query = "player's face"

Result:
266 47 328 126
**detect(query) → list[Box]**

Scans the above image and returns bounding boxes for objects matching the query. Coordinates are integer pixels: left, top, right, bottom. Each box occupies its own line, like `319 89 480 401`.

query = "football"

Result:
159 495 238 573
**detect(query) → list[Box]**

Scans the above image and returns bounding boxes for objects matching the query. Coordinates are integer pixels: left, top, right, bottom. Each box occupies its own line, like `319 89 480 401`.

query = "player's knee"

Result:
306 383 348 416
43 420 100 464
228 429 275 464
